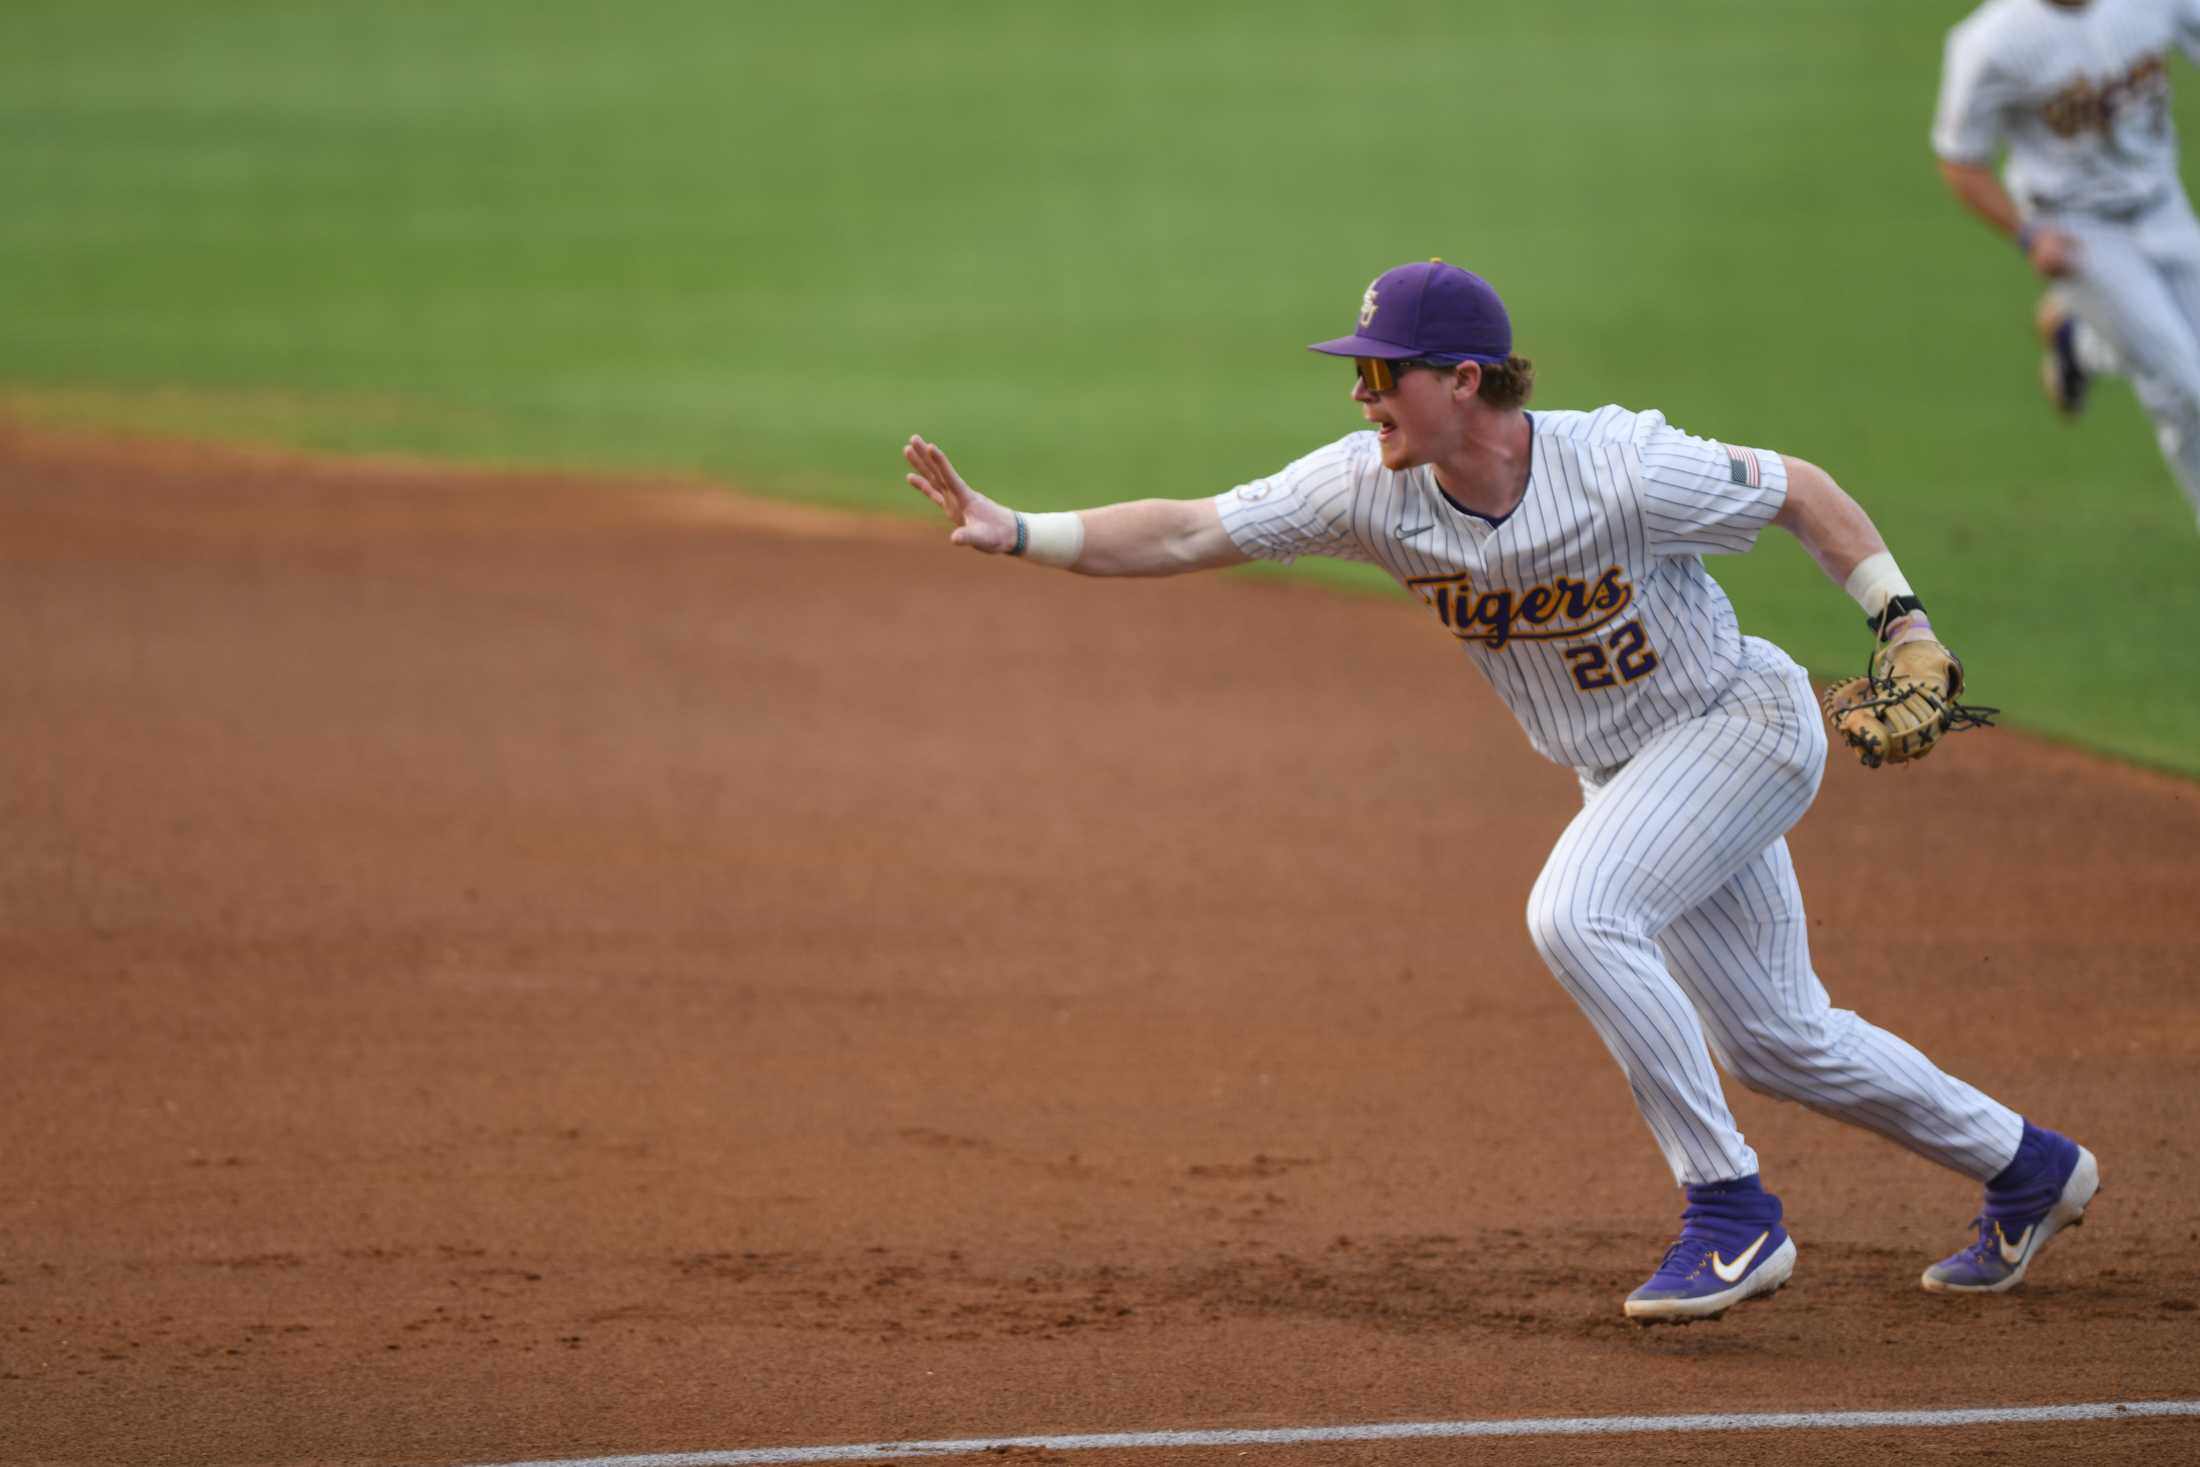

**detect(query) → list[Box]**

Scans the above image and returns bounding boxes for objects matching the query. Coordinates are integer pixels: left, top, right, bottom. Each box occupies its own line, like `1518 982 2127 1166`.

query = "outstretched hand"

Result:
904 436 1017 553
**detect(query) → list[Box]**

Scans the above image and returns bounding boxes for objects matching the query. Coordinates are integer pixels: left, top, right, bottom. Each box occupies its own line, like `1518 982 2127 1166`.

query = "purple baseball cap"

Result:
1310 259 1512 363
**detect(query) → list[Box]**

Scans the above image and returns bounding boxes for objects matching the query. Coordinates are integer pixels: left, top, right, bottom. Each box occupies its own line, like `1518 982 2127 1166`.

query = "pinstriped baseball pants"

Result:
1525 637 2024 1189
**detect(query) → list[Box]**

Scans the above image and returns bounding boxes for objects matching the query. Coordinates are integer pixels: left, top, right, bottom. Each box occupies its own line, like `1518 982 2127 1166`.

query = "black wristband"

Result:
1868 594 1926 638
1010 512 1028 557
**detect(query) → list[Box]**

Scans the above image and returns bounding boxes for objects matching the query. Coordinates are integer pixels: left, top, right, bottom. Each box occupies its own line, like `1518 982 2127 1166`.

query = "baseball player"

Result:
1934 0 2200 530
902 260 2099 1323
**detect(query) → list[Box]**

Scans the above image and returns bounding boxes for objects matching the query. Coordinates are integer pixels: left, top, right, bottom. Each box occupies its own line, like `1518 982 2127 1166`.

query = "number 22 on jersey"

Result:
1561 622 1660 693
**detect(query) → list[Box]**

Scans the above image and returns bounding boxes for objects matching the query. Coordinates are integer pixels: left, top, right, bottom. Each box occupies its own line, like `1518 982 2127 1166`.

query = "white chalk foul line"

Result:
472 1399 2200 1467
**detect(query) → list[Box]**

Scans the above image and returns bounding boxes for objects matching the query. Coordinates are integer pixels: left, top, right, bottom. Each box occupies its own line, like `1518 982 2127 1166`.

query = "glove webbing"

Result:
1845 621 2001 735
1834 678 2000 732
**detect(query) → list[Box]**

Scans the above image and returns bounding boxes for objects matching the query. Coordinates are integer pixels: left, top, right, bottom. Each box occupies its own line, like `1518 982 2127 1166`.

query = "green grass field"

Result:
8 1 2199 771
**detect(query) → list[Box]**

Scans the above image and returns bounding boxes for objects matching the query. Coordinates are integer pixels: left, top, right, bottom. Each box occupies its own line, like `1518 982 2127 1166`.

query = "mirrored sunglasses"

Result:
1353 356 1457 394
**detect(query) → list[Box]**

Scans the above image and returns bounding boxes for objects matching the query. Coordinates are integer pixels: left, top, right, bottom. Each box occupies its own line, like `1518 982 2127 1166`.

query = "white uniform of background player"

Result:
902 260 2099 1320
1935 0 2200 528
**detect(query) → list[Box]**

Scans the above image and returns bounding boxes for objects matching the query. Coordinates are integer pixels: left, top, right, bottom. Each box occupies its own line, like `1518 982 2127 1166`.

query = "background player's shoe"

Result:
1624 1175 1795 1324
1922 1122 2098 1294
2035 292 2090 418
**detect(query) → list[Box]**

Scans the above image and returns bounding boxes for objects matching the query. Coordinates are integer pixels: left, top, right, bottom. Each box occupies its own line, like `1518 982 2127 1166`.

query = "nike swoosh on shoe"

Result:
1710 1230 1770 1284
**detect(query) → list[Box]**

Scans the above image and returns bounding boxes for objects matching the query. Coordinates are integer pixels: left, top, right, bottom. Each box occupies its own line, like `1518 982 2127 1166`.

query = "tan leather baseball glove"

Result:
1821 636 1995 768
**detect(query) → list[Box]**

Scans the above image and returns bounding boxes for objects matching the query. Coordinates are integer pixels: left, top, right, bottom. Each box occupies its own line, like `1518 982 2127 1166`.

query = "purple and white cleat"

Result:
1625 1175 1796 1325
1923 1122 2099 1294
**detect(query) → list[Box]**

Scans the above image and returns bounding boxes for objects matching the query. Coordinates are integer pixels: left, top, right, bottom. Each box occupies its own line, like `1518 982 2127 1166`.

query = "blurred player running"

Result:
1935 0 2200 531
902 260 2098 1323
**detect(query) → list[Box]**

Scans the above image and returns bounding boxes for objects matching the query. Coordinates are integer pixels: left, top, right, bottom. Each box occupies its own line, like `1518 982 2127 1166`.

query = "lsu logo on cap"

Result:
1359 281 1379 328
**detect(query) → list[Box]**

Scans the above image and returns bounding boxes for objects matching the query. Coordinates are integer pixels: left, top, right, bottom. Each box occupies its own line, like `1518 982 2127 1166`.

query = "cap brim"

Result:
1308 334 1418 359
1308 338 1511 364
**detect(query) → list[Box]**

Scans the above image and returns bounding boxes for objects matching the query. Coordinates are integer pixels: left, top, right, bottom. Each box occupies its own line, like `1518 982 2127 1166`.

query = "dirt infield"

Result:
3 422 2197 1467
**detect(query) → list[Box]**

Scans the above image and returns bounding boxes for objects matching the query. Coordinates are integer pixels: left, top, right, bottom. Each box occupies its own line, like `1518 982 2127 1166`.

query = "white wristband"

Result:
1842 551 1913 620
1011 511 1084 569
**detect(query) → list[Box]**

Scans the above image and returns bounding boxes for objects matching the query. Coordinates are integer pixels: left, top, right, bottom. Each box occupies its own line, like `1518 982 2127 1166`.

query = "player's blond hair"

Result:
1477 355 1535 411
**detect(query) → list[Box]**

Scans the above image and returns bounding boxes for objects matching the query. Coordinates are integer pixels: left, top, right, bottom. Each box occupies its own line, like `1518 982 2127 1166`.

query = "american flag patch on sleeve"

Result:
1726 445 1762 488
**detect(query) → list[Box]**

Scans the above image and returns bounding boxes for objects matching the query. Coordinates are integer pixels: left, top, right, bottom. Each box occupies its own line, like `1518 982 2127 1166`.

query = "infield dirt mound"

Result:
3 422 2196 1467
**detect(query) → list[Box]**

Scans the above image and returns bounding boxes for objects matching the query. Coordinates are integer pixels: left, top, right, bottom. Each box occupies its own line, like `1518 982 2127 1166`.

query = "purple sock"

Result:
1683 1173 1781 1223
1984 1120 2074 1221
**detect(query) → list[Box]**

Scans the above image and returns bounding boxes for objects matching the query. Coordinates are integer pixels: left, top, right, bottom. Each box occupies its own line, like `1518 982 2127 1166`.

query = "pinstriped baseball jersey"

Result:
1214 406 1788 770
1934 0 2200 214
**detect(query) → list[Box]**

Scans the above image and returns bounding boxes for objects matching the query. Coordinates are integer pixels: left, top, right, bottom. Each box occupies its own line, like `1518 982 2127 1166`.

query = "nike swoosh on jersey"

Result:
1709 1230 1770 1284
1394 523 1435 540
1997 1223 2036 1266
